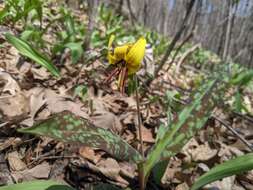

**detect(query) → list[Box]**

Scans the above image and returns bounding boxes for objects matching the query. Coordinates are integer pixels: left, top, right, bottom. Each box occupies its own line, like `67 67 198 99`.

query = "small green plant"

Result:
17 63 253 189
91 3 126 48
5 33 60 77
3 2 251 189
18 75 231 189
0 0 43 26
52 8 85 64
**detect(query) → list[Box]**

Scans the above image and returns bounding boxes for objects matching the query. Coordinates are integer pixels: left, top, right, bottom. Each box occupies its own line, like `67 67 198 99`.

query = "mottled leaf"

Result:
18 111 142 163
191 153 253 190
0 180 75 190
144 78 228 180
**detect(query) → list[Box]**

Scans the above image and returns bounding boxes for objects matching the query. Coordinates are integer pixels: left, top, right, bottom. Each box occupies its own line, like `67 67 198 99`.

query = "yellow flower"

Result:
107 35 146 75
106 35 146 93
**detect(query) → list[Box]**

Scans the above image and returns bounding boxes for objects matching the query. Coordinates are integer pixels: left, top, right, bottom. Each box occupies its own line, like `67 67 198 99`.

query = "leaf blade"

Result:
5 33 60 77
0 180 75 190
144 78 227 180
191 153 253 190
18 111 142 163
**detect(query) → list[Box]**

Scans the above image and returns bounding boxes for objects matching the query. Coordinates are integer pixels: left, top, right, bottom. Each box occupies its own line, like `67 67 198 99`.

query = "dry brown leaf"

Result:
182 138 218 162
31 67 50 80
119 162 137 179
2 46 20 73
135 115 155 143
90 111 123 134
0 70 20 95
137 125 155 143
96 158 129 186
79 146 100 163
96 158 121 180
44 89 88 119
0 93 29 117
176 182 189 190
27 162 51 178
8 151 26 171
11 162 51 182
0 138 22 151
21 88 47 126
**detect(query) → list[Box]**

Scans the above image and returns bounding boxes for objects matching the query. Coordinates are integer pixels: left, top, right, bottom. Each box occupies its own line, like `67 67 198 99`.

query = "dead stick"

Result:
212 115 253 151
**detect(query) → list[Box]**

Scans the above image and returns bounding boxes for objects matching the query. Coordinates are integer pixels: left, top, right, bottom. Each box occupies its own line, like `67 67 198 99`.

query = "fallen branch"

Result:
175 43 200 74
212 115 253 151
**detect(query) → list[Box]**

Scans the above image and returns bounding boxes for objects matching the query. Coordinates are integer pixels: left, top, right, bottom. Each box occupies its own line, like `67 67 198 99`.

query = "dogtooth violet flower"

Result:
106 35 147 93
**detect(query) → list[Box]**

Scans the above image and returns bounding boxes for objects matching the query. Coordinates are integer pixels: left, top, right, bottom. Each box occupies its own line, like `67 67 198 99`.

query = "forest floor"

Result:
0 1 253 190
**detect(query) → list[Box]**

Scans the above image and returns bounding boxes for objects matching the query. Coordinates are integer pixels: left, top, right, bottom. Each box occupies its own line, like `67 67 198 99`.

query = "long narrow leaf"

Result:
191 153 253 190
18 111 142 163
5 33 60 77
144 78 227 180
0 180 75 190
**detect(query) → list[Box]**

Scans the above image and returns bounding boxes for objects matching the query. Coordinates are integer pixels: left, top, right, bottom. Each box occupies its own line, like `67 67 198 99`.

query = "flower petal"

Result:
125 37 146 75
114 45 131 59
107 35 116 64
108 35 115 49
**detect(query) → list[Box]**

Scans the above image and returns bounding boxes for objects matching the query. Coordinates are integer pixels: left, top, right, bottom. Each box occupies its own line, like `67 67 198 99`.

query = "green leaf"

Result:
94 183 124 190
18 111 142 163
191 153 253 190
5 33 60 77
0 180 75 190
143 78 227 181
152 160 169 185
0 7 9 23
64 42 83 64
231 70 253 86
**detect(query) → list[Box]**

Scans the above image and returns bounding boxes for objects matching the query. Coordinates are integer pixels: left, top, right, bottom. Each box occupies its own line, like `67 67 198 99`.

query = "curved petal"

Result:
107 35 116 64
114 45 130 60
125 37 146 75
108 35 115 49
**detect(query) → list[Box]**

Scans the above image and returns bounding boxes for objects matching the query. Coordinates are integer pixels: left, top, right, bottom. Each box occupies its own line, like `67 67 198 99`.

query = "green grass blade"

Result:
144 78 227 180
18 111 142 163
0 180 75 190
5 33 60 77
191 153 253 190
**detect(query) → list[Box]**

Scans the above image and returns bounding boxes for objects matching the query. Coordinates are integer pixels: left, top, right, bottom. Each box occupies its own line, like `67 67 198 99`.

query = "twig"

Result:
232 112 253 123
175 43 200 73
145 0 196 86
165 32 194 71
27 153 78 167
212 115 253 151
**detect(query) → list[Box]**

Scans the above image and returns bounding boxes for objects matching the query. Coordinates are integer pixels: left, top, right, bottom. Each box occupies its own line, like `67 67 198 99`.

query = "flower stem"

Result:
135 75 145 190
135 75 144 157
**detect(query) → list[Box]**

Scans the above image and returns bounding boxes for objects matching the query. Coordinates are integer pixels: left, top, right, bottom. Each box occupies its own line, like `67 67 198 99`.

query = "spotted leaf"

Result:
18 111 142 163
